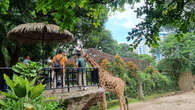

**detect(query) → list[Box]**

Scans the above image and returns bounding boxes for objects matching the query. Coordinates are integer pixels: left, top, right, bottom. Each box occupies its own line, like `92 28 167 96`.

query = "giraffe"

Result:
82 50 128 110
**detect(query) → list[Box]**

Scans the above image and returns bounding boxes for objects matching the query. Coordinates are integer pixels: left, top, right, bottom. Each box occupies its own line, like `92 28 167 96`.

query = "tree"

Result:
118 43 138 58
127 0 195 49
0 0 109 66
127 61 138 76
35 0 140 31
137 54 156 66
158 33 195 90
84 29 119 55
100 58 109 70
0 0 9 14
112 54 127 79
0 0 59 66
160 33 195 73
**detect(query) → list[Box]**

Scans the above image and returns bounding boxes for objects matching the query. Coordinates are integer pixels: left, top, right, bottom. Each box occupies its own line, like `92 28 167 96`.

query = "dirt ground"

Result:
116 91 195 110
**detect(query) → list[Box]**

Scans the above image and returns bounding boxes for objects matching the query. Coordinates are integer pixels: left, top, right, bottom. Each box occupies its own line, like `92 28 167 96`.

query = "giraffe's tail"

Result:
124 89 129 110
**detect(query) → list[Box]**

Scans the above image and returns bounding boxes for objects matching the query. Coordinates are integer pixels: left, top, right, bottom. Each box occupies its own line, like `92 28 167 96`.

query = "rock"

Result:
178 72 193 91
43 87 105 110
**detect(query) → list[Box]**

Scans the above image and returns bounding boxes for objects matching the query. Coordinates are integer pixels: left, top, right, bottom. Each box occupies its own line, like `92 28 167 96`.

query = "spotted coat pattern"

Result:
83 52 128 110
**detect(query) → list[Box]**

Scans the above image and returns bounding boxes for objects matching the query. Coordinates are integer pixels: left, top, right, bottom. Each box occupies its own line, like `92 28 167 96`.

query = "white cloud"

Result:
108 1 145 29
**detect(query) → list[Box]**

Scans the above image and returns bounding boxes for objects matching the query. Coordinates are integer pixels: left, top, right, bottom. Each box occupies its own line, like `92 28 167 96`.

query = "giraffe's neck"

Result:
84 53 100 68
83 53 110 79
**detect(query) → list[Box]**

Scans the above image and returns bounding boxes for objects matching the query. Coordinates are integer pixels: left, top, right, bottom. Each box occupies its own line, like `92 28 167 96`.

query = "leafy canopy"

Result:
157 33 195 76
127 0 195 49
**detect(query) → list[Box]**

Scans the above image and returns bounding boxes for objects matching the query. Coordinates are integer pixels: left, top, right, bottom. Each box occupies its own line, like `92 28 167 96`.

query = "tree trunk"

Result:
10 44 21 66
138 79 144 100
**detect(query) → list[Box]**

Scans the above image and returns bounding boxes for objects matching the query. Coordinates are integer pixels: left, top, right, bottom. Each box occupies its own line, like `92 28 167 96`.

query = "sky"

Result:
105 2 144 43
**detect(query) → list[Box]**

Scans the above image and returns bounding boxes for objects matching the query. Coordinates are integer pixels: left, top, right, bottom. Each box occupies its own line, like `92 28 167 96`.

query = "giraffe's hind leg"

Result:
117 90 127 110
101 92 107 110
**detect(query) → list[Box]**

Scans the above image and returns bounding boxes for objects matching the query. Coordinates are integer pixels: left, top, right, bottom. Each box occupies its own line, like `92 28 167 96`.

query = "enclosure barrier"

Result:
0 67 99 92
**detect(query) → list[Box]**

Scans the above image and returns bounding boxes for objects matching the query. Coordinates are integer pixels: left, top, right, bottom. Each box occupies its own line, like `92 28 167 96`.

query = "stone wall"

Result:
44 87 105 110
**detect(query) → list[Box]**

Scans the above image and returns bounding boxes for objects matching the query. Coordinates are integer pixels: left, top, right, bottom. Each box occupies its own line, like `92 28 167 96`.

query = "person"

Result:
23 55 31 66
75 52 87 90
52 49 67 88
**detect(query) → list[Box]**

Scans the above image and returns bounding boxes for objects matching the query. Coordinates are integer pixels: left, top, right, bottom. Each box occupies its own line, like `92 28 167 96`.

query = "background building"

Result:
134 32 168 62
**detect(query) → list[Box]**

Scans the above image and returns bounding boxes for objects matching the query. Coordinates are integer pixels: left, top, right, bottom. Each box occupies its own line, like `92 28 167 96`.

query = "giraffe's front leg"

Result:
101 92 107 110
117 92 127 110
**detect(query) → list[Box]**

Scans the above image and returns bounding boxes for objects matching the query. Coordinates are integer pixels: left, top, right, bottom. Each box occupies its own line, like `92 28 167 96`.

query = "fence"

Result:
0 67 99 92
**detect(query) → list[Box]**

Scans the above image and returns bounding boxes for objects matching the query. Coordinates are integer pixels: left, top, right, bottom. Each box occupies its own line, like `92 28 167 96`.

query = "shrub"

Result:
12 61 42 80
0 74 60 110
112 54 127 79
157 58 171 73
127 61 138 76
100 58 109 70
144 65 159 74
109 72 176 99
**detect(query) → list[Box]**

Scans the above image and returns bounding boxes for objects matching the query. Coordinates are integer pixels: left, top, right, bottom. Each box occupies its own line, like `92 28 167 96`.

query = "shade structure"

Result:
7 23 74 67
7 23 74 44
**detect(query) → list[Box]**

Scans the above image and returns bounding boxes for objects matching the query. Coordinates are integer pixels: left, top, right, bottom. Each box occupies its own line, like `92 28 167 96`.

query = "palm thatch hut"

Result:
7 23 74 44
7 23 74 66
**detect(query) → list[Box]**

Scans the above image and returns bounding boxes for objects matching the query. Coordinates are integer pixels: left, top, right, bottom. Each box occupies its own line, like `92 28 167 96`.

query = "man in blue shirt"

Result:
76 52 86 90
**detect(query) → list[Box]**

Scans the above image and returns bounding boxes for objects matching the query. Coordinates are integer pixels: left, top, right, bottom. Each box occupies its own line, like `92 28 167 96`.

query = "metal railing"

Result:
0 67 99 92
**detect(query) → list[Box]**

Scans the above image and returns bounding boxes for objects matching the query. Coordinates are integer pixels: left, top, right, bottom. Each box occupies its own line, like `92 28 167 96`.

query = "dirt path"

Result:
116 91 195 110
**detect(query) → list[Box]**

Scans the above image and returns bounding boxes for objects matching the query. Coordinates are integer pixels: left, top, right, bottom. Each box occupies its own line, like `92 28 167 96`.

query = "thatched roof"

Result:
7 23 74 44
86 48 149 70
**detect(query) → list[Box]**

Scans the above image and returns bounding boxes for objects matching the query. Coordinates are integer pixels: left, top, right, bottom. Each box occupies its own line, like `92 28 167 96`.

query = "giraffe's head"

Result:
81 49 88 57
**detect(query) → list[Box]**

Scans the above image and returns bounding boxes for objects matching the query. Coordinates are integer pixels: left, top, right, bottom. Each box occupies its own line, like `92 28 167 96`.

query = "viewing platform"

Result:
0 67 104 110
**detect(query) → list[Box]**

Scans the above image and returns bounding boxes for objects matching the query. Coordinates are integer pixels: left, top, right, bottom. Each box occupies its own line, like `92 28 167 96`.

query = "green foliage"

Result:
106 71 176 100
0 0 57 66
137 54 156 66
157 33 195 78
127 0 195 49
118 43 138 58
157 58 172 74
84 29 119 55
128 72 176 98
0 0 9 14
1 46 11 66
12 61 42 80
112 54 128 80
1 74 45 100
35 0 138 31
144 65 159 74
106 56 176 100
0 74 59 110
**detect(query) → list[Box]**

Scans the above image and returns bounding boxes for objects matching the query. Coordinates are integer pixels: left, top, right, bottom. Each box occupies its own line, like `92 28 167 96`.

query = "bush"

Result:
0 74 60 110
144 65 159 74
12 61 42 80
106 72 177 100
127 61 138 76
157 58 171 73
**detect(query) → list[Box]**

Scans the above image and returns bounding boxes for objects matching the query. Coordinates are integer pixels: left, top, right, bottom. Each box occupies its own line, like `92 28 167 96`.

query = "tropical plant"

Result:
1 74 45 100
0 74 59 110
12 61 42 80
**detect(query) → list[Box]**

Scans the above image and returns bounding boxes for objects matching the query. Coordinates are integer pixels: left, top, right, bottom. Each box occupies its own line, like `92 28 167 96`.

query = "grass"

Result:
107 91 177 110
